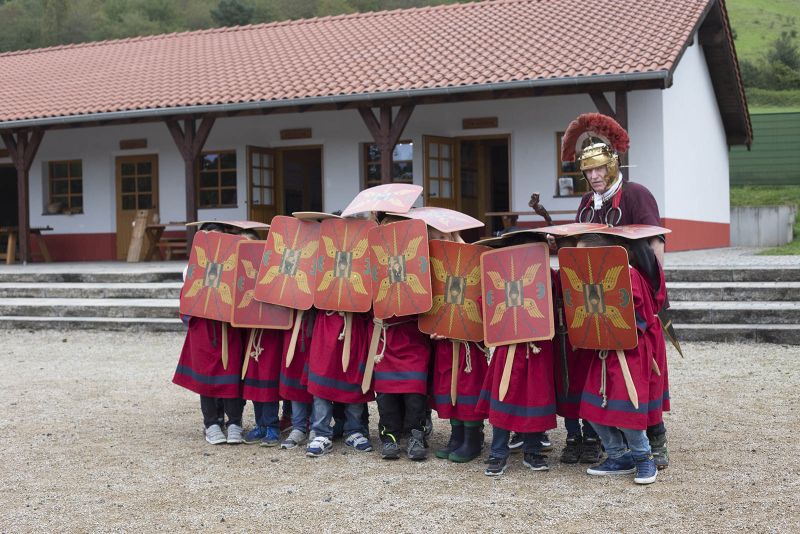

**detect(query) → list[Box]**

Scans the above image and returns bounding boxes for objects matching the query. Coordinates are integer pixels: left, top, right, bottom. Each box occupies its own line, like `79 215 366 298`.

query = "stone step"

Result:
0 282 182 299
0 262 184 284
664 267 800 283
0 298 178 319
668 301 800 325
672 323 800 345
0 316 185 332
666 281 800 302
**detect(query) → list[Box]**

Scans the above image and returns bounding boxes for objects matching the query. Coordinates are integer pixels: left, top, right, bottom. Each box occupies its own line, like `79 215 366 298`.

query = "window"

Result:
425 138 455 200
48 160 83 213
198 150 237 208
363 141 413 188
556 132 589 197
249 149 275 208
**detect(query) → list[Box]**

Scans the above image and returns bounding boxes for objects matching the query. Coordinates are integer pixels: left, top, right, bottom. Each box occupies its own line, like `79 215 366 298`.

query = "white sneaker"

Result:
306 436 333 457
281 429 308 449
205 424 226 445
226 424 244 444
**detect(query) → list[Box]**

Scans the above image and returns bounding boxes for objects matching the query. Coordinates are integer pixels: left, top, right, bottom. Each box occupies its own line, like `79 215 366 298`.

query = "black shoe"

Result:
484 456 508 476
449 424 483 463
579 437 603 464
407 429 428 461
523 453 549 471
560 435 583 464
435 423 465 460
508 432 524 452
540 432 553 452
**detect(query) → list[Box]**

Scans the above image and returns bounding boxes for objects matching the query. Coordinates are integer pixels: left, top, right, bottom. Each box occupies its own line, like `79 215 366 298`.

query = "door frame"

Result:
275 144 325 214
246 145 280 221
114 154 160 260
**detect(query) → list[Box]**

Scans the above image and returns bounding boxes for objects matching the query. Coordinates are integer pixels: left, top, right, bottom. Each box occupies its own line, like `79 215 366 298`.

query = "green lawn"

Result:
727 0 800 63
730 185 800 254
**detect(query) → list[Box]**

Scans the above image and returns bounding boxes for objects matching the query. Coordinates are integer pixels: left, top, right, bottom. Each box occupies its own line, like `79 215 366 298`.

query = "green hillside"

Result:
727 0 800 63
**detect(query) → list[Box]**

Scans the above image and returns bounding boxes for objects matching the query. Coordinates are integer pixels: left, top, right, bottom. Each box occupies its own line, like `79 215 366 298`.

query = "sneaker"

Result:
226 424 244 444
586 454 636 476
560 435 583 464
204 424 226 445
260 427 280 447
345 432 373 452
243 426 268 444
484 456 508 476
540 432 553 452
523 453 549 471
508 432 523 451
381 440 401 460
280 429 308 450
407 429 428 461
306 436 333 457
634 455 658 485
579 437 603 464
649 433 670 470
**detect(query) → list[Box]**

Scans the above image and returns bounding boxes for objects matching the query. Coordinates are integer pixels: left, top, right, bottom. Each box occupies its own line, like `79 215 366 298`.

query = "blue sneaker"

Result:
260 427 280 447
306 436 333 457
586 454 636 476
344 432 373 452
243 426 268 444
634 455 658 485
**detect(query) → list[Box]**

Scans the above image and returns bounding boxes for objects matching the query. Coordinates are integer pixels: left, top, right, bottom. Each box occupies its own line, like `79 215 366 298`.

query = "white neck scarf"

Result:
592 172 623 210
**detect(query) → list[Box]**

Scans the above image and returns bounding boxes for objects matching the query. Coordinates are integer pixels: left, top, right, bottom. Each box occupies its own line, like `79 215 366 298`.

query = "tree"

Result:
211 0 253 26
767 31 800 71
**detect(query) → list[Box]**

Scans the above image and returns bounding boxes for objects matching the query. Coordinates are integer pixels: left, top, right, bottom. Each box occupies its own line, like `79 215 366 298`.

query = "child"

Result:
278 309 316 449
575 233 659 485
241 327 285 446
172 223 247 445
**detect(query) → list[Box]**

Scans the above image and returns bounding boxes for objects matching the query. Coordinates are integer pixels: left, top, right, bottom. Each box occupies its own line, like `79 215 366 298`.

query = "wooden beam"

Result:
615 91 629 178
589 92 616 118
358 104 415 185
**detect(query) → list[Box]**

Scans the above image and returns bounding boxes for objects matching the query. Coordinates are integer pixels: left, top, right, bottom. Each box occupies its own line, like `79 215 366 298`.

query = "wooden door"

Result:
115 155 159 260
247 146 280 223
423 136 459 210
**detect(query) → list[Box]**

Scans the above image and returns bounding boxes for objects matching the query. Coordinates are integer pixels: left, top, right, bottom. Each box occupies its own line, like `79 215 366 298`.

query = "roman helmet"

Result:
561 113 630 187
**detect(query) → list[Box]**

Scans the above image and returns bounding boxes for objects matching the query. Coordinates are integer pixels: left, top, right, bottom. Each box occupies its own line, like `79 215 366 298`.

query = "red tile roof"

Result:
0 0 725 126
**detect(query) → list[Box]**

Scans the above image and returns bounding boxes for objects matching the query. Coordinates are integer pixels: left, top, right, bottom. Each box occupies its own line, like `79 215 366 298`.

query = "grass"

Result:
726 0 800 64
731 185 800 254
746 88 800 113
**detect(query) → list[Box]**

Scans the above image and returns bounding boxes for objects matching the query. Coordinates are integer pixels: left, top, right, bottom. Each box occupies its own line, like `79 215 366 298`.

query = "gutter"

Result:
0 71 669 130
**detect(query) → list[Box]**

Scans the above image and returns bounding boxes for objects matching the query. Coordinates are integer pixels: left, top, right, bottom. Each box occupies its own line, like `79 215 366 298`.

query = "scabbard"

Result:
241 328 256 380
657 309 684 358
285 309 305 368
361 319 383 394
221 323 229 370
556 300 569 394
615 349 639 409
651 357 661 376
450 341 459 406
341 312 353 372
498 343 517 402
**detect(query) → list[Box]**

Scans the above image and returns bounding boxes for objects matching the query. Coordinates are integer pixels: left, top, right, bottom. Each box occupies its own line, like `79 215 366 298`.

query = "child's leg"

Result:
310 397 334 439
342 403 365 438
489 426 511 460
587 422 628 459
585 422 636 476
401 393 427 434
564 418 581 438
222 398 245 428
360 403 370 435
521 432 548 470
618 427 652 459
331 402 345 439
579 418 602 464
290 401 311 433
199 396 223 428
376 393 403 442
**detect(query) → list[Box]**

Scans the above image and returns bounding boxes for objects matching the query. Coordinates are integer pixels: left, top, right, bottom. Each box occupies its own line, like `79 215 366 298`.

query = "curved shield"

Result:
179 230 242 321
419 240 488 342
557 245 637 350
480 243 553 347
341 183 422 217
231 240 294 329
314 218 377 312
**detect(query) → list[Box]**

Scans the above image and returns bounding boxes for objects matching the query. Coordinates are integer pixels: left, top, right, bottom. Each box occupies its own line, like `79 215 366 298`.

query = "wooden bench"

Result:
0 226 53 264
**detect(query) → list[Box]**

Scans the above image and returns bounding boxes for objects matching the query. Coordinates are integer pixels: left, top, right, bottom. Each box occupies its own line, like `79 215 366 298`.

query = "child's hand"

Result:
429 333 447 340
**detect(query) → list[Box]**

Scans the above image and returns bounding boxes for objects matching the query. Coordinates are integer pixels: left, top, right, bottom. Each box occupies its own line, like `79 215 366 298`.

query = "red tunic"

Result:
644 267 670 425
578 268 655 430
279 311 315 404
373 316 432 395
475 340 557 433
575 181 662 228
553 273 592 419
241 327 283 403
173 317 245 399
431 340 489 421
307 311 374 404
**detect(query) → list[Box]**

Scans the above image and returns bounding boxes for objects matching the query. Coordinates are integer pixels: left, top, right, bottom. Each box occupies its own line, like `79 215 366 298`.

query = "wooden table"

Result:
144 222 188 261
0 226 53 264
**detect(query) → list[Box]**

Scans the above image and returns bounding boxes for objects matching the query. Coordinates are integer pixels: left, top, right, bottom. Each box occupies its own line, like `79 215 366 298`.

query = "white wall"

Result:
662 34 730 223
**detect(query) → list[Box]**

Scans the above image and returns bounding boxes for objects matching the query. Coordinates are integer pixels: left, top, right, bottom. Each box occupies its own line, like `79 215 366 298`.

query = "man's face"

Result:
585 165 609 194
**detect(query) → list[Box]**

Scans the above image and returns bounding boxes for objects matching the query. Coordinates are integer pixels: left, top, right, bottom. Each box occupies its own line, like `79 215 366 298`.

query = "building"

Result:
0 0 750 261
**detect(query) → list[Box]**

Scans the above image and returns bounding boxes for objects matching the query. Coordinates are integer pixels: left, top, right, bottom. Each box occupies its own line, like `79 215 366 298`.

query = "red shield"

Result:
369 219 432 319
340 183 423 217
480 243 554 347
558 246 637 350
254 216 320 310
419 241 488 342
231 240 294 329
314 218 377 312
389 207 483 233
595 224 671 240
179 230 243 321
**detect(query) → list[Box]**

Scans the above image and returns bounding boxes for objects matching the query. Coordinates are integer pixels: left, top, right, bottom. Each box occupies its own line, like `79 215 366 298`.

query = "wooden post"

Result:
589 91 629 180
1 129 45 264
358 104 414 184
165 117 215 241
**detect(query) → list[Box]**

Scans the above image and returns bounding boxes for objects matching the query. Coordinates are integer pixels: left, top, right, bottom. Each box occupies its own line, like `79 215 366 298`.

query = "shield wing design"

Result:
480 243 554 347
340 183 423 218
557 245 637 350
369 219 432 319
179 230 243 322
231 240 294 329
419 240 488 342
314 218 377 312
254 215 320 310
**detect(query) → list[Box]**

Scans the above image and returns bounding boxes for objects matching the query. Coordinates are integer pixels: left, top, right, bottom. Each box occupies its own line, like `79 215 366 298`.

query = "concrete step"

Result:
0 316 184 332
673 323 800 345
0 282 182 299
0 262 184 284
664 267 800 283
666 281 800 302
669 301 800 325
0 298 178 319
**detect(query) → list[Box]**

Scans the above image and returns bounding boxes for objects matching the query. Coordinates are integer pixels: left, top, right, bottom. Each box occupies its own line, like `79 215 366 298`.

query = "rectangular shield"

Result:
254 215 320 310
369 219 432 319
419 240 489 342
179 230 243 322
481 243 554 347
557 246 638 350
314 218 377 312
340 183 423 218
231 240 294 329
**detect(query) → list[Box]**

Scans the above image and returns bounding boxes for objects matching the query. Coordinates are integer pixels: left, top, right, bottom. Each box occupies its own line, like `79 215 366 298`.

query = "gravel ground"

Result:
1 331 798 533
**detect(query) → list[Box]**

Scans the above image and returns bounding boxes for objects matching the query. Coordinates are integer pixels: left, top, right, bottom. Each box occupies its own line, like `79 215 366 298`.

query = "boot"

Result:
407 429 428 461
560 434 583 464
435 420 464 460
449 422 484 463
579 437 603 464
649 431 669 470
